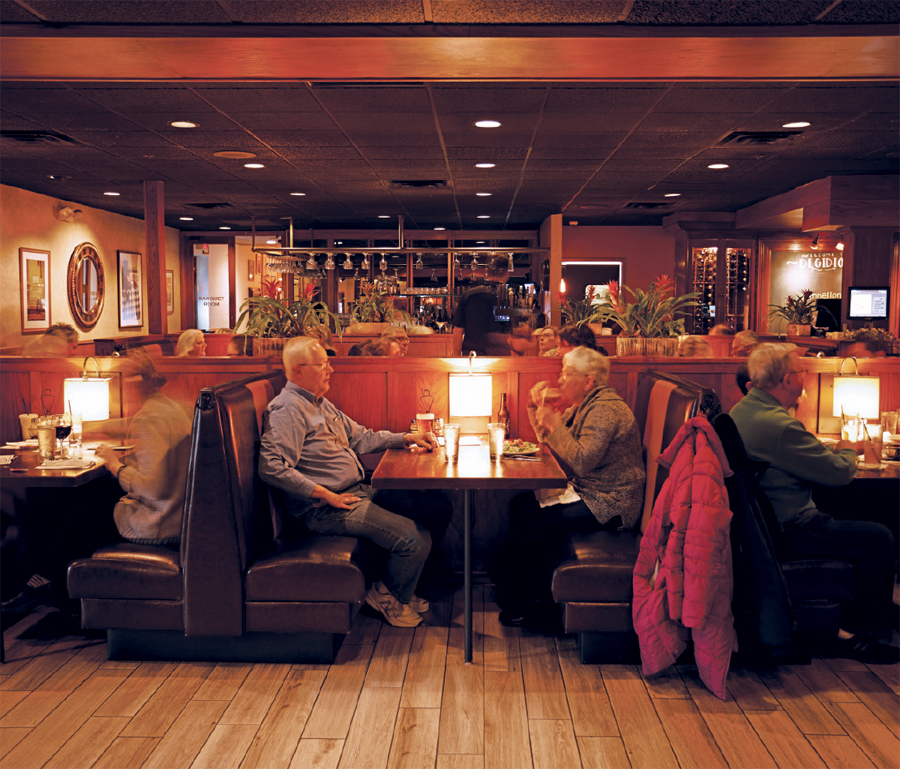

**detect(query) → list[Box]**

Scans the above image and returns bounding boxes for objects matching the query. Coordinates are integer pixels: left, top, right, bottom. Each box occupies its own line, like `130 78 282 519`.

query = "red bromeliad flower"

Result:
302 282 320 301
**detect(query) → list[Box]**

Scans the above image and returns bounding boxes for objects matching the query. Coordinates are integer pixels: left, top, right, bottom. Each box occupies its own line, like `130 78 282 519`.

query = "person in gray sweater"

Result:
95 355 191 546
492 346 645 627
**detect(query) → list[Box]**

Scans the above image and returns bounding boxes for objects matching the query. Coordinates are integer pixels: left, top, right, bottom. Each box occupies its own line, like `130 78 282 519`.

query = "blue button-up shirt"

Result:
259 381 405 499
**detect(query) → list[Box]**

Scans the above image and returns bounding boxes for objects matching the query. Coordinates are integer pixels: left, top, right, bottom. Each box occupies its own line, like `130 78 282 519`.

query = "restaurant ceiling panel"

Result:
1 5 897 230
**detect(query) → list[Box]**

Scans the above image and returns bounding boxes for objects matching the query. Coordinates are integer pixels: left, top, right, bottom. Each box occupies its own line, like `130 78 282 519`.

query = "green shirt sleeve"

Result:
771 416 858 487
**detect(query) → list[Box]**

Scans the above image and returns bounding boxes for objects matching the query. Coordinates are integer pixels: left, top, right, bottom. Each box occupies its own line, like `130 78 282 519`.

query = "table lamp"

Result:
832 356 879 419
64 356 111 421
449 352 492 434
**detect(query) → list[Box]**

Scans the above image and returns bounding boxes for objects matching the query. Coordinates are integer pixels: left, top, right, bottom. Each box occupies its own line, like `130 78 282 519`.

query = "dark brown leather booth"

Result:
550 372 721 663
68 370 377 662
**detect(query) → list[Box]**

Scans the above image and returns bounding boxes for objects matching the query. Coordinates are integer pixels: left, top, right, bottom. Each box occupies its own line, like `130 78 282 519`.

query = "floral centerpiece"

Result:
768 289 834 336
235 282 342 356
592 275 699 356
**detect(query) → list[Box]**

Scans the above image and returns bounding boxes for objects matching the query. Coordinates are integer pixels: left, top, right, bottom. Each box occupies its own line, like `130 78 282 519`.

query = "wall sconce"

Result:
64 356 111 421
810 234 820 250
449 352 492 434
832 357 880 419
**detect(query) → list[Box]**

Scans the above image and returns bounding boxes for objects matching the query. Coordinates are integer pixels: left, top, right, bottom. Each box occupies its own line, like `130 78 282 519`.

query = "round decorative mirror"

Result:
67 242 105 329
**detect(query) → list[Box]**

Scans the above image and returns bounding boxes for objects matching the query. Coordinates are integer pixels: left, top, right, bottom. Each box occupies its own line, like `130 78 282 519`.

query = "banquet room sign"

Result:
769 250 842 332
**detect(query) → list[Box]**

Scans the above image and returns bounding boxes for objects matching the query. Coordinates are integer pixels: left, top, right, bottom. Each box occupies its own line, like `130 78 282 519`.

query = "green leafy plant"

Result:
235 282 342 340
558 285 605 326
768 289 835 326
350 281 414 326
593 275 699 338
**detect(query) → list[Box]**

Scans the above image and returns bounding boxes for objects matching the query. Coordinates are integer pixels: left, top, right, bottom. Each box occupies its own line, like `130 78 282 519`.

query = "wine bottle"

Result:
497 393 510 439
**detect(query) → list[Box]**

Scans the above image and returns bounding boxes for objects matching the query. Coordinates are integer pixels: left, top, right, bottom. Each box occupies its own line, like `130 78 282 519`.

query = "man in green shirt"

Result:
731 343 897 664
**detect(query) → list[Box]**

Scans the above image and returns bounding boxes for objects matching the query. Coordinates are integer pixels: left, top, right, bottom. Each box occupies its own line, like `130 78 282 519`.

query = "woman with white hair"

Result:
175 329 207 357
492 346 646 628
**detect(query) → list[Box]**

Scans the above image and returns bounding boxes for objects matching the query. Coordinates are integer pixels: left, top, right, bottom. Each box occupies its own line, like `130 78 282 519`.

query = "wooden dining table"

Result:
371 438 568 663
0 444 109 490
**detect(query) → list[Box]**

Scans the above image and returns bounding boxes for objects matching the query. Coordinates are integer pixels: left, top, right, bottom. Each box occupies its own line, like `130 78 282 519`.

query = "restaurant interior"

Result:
1 4 899 769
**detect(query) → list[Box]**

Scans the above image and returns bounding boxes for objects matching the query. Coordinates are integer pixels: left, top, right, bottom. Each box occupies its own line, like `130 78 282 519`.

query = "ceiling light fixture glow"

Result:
475 162 496 168
783 121 811 128
377 215 390 219
664 193 681 197
290 192 306 196
477 215 490 219
103 191 120 196
434 227 446 231
244 163 265 169
476 192 492 197
708 163 730 169
179 216 194 221
475 120 501 129
169 120 198 129
219 226 231 230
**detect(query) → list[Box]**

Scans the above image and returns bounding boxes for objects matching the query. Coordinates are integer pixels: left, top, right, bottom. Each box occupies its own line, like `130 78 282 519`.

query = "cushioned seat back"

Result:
634 372 721 532
182 370 286 636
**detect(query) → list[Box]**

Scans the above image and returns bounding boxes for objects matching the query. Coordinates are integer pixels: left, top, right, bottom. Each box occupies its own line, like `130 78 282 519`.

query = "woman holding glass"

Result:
491 346 645 628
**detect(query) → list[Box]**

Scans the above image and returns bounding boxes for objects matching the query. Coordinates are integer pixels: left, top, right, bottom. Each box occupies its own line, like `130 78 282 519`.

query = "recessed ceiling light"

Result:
266 239 278 245
47 174 69 181
664 193 681 198
179 216 194 221
214 150 257 159
170 120 198 129
219 226 231 230
477 215 490 219
290 192 306 196
475 120 501 129
708 163 730 169
377 215 390 219
103 191 120 196
476 241 485 244
434 227 446 231
476 192 492 197
475 163 496 168
782 121 811 128
244 163 265 169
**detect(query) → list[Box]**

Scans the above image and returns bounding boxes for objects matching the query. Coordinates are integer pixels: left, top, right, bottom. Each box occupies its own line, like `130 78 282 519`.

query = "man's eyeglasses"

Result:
298 361 330 370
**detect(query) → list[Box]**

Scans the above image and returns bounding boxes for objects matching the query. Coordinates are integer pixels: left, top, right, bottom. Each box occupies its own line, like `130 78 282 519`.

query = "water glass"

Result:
488 422 506 460
880 411 898 439
69 414 83 458
840 412 860 442
36 417 56 460
444 423 461 462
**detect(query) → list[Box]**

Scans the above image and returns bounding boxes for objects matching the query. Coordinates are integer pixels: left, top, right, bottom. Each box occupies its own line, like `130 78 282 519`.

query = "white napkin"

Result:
0 455 15 466
36 458 95 470
535 484 582 508
4 440 38 449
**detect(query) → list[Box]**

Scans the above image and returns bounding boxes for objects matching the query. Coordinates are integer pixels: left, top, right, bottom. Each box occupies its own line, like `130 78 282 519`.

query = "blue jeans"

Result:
298 483 433 604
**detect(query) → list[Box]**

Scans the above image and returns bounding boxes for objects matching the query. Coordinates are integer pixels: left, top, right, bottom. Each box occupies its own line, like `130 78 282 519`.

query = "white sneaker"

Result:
409 594 429 614
365 582 422 628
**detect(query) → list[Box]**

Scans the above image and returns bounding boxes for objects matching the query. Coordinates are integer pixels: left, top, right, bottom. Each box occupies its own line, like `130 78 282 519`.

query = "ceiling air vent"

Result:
0 130 77 144
391 180 448 189
187 202 234 210
718 131 802 147
623 202 669 210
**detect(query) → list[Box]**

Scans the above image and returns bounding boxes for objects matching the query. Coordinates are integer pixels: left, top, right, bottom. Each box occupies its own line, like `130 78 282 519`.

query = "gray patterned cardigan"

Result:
536 385 646 529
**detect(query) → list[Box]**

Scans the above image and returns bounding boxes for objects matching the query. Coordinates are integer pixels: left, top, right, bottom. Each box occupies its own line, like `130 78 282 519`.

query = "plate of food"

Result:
503 439 539 456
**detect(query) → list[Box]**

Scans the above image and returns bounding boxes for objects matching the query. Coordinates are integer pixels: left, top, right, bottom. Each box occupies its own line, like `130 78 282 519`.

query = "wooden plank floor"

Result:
1 589 897 769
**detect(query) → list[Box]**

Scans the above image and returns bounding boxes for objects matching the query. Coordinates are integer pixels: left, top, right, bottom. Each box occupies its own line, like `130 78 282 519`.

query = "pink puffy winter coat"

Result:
632 416 737 700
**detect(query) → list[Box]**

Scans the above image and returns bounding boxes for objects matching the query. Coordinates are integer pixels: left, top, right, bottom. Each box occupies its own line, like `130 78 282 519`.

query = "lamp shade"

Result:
449 373 492 434
832 375 879 419
64 376 111 421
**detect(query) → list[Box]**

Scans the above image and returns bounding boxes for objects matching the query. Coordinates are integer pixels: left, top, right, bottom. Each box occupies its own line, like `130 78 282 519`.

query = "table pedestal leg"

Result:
464 489 472 663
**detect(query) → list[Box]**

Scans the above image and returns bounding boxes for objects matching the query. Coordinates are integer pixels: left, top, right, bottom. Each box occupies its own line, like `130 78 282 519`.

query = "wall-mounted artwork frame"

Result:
20 247 51 334
117 250 143 329
165 269 175 315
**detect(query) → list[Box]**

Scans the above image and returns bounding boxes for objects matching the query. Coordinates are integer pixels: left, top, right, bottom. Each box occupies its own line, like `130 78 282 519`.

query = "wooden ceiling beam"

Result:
2 34 898 82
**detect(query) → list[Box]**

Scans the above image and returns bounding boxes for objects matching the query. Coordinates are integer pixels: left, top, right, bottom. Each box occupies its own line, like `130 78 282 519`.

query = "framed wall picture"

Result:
20 247 51 333
117 250 143 329
165 269 175 315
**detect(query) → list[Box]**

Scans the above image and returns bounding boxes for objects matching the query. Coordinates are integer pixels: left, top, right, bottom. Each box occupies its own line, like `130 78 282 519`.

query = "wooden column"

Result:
839 226 896 330
143 181 167 334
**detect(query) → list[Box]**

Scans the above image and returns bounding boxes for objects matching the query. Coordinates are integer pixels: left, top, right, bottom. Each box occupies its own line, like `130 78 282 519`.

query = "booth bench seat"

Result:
550 372 721 663
68 370 377 663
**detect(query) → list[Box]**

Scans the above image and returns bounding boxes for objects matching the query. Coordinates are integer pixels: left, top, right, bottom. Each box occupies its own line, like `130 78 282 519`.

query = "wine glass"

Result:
54 413 72 459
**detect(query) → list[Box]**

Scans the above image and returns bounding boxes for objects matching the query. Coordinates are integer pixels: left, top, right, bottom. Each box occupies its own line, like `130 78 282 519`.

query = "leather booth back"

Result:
634 372 721 533
182 370 286 636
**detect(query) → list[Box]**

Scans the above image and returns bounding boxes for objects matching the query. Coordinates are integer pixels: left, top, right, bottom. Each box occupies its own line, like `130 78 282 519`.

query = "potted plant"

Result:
768 289 834 337
346 281 414 334
235 282 342 356
593 275 700 356
558 285 605 327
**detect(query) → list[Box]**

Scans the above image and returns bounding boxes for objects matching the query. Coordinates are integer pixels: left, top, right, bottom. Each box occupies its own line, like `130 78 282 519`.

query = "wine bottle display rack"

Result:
690 246 751 333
